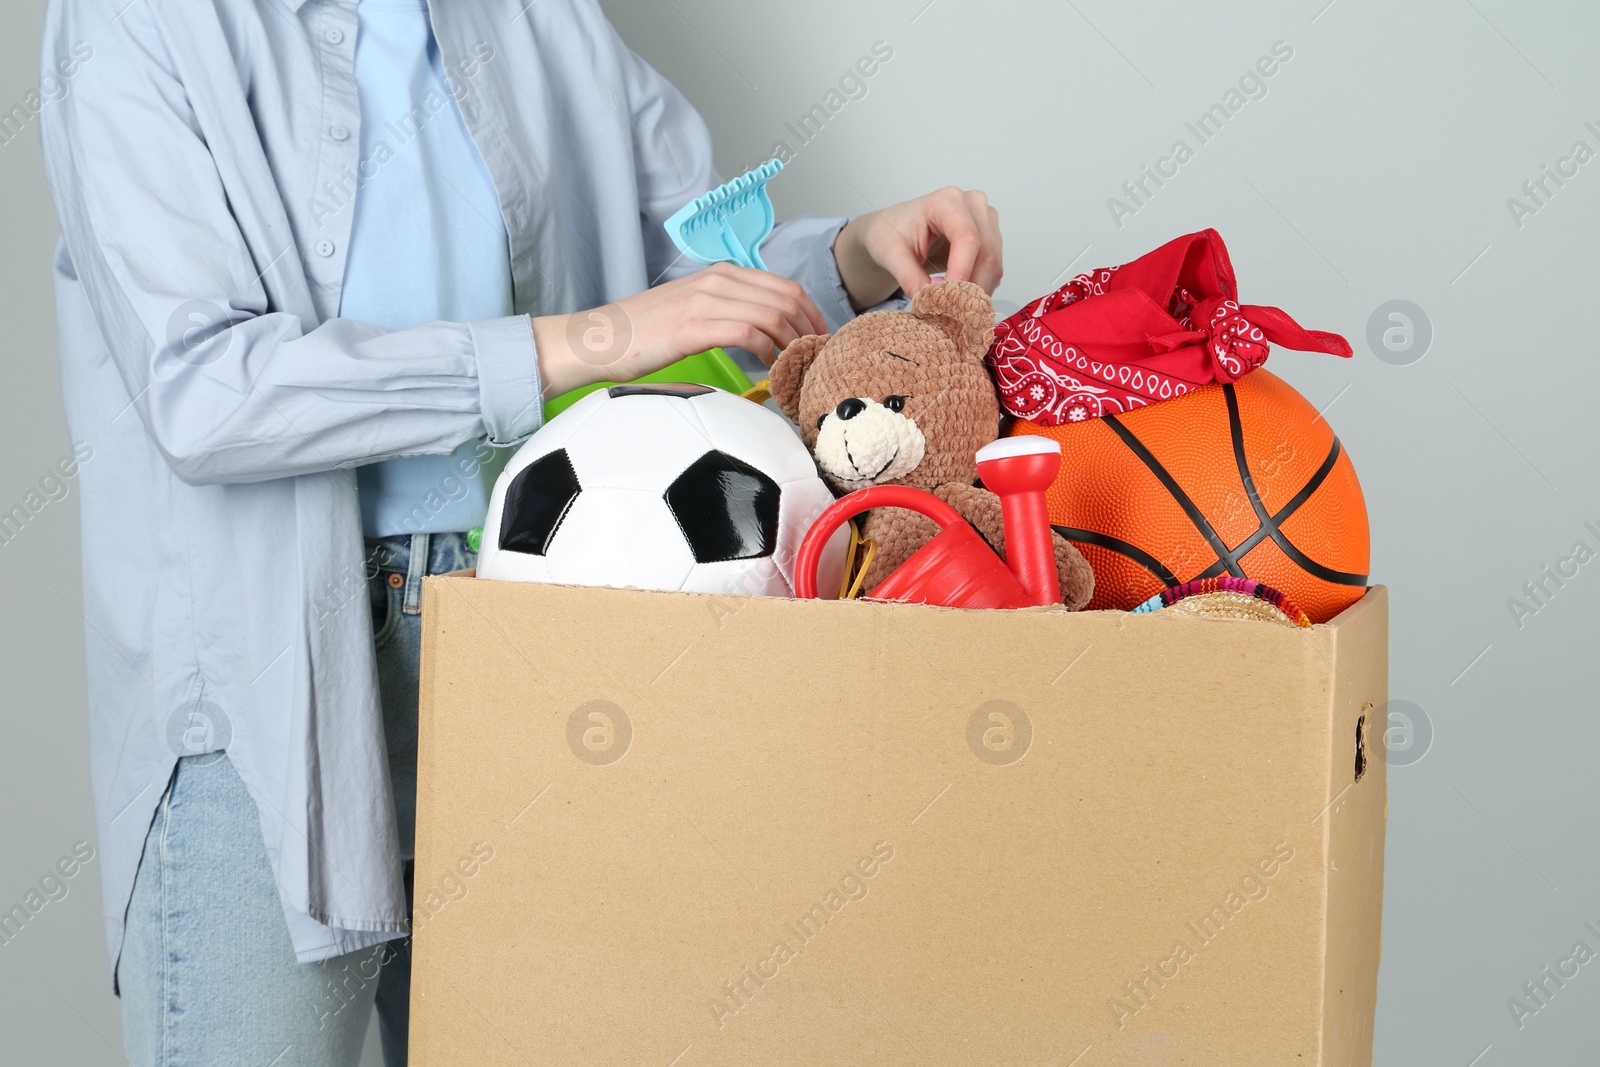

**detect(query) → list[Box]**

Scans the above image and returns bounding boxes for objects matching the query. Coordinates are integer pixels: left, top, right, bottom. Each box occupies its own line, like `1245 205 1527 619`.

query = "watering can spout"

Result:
792 438 1064 610
976 437 1064 607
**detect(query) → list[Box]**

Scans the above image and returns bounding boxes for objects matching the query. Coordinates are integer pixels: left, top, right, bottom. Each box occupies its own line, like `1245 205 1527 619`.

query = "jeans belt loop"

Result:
404 532 429 615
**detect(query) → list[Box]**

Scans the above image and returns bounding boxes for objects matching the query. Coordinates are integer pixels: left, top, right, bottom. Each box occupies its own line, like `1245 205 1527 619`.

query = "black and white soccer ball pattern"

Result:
478 384 847 597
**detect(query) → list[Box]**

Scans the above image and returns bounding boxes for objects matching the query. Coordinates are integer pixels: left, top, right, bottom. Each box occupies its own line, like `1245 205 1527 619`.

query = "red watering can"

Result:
794 437 1063 609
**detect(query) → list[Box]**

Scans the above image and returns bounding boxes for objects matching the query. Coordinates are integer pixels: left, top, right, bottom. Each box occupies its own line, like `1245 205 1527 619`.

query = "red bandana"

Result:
986 229 1352 426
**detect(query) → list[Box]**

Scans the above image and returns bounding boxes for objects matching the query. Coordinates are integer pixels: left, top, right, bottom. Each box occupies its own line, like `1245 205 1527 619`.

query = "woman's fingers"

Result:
923 189 1002 294
970 197 1004 294
832 187 1007 308
702 263 829 335
930 189 985 287
680 291 802 356
593 262 832 388
691 267 822 346
704 319 787 362
870 232 935 299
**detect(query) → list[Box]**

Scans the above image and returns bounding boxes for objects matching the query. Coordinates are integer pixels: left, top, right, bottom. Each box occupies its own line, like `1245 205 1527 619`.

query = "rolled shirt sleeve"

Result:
470 315 545 447
762 213 911 334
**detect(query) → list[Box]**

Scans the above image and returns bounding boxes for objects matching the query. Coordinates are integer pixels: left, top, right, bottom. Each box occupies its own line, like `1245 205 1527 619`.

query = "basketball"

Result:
1007 368 1368 623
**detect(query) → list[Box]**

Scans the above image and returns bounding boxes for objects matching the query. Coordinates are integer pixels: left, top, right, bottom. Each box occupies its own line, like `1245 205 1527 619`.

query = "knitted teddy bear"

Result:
770 279 1095 609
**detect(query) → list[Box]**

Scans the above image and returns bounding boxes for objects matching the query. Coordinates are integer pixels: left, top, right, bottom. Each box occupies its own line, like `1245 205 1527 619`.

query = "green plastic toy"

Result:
542 159 790 418
541 347 754 419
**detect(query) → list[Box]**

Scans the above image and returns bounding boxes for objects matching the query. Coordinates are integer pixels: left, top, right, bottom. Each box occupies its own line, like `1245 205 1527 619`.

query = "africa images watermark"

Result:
0 841 97 948
1505 921 1600 1031
1163 434 1296 582
306 40 497 228
1505 519 1600 631
708 840 896 1029
1505 119 1600 230
0 441 95 549
0 39 93 148
1108 40 1295 229
309 839 495 1031
735 40 896 173
1108 839 1296 1028
311 440 504 630
1366 300 1433 367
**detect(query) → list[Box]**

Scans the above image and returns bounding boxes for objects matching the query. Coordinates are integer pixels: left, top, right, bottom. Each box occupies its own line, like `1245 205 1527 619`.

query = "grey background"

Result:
2 0 1596 1063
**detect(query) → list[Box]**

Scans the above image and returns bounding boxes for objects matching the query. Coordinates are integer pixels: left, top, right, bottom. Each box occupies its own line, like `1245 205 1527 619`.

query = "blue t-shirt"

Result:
343 0 515 535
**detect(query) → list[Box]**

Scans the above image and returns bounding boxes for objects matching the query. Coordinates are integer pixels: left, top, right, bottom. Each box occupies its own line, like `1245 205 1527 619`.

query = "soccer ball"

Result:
477 384 846 598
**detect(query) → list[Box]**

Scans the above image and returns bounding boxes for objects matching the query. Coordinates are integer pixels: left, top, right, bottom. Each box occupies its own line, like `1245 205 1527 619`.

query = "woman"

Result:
40 0 1003 1062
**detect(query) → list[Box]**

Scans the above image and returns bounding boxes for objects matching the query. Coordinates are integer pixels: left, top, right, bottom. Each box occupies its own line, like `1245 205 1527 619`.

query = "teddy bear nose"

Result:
834 398 867 421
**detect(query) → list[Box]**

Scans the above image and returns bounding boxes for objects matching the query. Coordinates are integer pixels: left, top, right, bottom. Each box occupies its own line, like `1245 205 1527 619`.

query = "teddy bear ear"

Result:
769 333 830 422
909 279 996 362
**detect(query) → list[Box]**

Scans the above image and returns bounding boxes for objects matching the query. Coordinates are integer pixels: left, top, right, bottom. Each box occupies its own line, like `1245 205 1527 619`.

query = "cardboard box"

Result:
412 578 1387 1066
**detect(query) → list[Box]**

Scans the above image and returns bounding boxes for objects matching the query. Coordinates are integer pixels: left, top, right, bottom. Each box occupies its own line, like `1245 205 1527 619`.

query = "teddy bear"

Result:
770 279 1094 610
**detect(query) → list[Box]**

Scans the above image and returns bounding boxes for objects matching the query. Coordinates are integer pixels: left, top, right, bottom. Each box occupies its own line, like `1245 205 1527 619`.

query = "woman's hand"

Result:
531 263 828 398
833 187 1004 310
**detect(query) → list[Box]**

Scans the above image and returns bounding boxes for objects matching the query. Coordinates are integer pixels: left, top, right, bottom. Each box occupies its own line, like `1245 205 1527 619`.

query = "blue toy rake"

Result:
665 159 785 271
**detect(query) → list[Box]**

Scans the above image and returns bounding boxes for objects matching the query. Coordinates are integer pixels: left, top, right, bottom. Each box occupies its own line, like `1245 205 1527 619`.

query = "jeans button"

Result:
387 572 404 589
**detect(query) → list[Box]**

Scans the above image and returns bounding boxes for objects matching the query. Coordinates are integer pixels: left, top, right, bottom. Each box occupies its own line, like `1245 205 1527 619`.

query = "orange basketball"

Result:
1009 368 1369 623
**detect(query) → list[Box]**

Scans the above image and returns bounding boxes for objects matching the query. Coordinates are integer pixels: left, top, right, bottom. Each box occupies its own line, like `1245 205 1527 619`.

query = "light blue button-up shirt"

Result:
342 0 516 535
41 0 871 974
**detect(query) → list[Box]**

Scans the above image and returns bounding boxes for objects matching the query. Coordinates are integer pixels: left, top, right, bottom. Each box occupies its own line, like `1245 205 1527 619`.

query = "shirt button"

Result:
314 239 336 257
329 125 350 142
324 27 345 45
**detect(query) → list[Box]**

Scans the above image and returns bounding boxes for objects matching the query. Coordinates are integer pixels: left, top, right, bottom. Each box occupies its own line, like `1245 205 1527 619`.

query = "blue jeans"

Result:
119 533 475 1067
